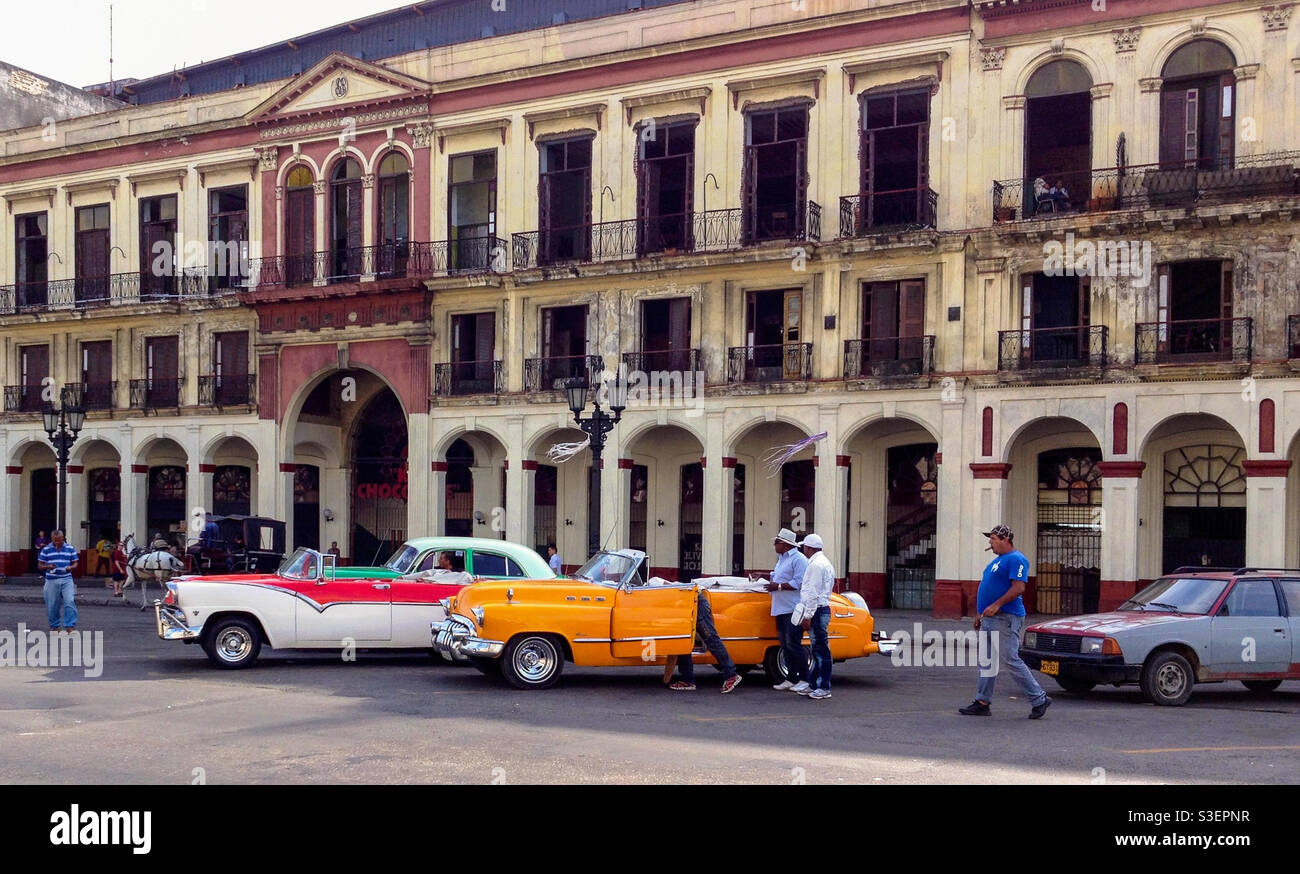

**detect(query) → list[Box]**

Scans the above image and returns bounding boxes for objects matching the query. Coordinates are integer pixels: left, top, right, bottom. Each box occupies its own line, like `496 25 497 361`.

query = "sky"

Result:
0 0 413 88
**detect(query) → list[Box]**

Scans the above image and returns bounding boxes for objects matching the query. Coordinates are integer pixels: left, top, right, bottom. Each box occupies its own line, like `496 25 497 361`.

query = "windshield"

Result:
278 547 320 581
573 552 642 587
1120 577 1228 614
384 544 419 574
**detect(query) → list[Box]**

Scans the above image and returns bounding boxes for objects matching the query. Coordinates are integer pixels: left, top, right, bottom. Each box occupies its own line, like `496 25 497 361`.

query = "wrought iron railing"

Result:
1135 318 1253 365
997 326 1108 370
622 349 701 377
3 385 45 413
435 360 503 396
993 151 1300 222
843 336 935 379
199 374 256 407
1 270 230 315
513 219 639 269
839 188 938 237
744 201 821 245
523 355 605 393
129 378 184 410
726 343 812 383
64 381 117 411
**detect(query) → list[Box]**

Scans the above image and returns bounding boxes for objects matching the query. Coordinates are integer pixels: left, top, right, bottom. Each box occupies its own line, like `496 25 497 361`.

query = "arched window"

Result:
376 152 410 275
1160 40 1237 169
330 157 363 278
284 165 315 286
1023 60 1093 218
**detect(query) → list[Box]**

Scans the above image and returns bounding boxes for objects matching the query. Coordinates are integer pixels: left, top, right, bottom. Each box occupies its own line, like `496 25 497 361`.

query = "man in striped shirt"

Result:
38 529 79 632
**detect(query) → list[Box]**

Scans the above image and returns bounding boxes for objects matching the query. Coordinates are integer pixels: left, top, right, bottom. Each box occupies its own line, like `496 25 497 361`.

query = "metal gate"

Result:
1035 503 1101 615
886 444 938 610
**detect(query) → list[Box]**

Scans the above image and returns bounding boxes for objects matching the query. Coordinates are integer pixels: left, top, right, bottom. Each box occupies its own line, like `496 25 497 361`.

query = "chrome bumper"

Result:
431 617 505 661
868 630 901 656
155 603 202 641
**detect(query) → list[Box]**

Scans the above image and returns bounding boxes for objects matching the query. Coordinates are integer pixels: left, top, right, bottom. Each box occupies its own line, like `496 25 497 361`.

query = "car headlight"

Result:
471 606 485 626
1022 632 1037 648
1081 636 1104 654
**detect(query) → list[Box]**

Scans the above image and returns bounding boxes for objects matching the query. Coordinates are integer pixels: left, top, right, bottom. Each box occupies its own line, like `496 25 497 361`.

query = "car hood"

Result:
180 573 286 586
1028 611 1203 635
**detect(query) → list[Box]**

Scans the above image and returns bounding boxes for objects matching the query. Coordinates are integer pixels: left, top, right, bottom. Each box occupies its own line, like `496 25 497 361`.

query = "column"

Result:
700 411 730 575
1233 64 1260 157
2 464 21 573
125 464 148 544
65 465 88 561
406 412 431 539
941 463 1011 619
507 460 537 547
469 464 498 537
277 463 296 547
933 398 966 603
1089 84 1113 179
1136 79 1163 165
193 464 215 537
1243 461 1290 567
431 462 447 538
1098 462 1145 610
999 96 1026 185
812 404 845 585
612 458 633 559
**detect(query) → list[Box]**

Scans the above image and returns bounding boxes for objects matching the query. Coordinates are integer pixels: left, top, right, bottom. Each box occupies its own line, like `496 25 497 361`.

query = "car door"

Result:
294 574 393 644
1279 579 1300 676
1208 578 1289 675
610 582 696 658
388 575 460 648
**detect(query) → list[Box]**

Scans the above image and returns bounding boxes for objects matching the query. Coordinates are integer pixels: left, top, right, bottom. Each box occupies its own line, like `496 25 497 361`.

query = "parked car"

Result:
431 548 897 689
154 539 544 668
333 536 555 581
1020 567 1299 705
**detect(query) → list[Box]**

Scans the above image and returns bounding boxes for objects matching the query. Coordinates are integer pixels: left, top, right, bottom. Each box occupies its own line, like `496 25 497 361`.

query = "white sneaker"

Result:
792 682 812 695
808 689 832 700
772 680 795 691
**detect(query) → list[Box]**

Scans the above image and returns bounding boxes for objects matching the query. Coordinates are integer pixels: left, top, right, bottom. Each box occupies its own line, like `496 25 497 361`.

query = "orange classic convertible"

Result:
431 549 897 689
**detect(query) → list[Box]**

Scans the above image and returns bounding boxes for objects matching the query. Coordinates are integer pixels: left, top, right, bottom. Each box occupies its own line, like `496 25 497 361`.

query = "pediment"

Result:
248 52 430 123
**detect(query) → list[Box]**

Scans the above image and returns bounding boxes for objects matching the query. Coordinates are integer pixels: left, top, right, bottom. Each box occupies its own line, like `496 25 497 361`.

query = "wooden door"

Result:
898 279 925 362
285 188 314 284
782 291 802 380
1161 88 1199 166
82 341 112 408
146 336 179 405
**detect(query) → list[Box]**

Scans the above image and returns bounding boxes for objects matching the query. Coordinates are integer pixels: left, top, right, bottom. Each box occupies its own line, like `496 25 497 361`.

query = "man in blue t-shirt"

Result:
37 529 80 632
959 525 1051 719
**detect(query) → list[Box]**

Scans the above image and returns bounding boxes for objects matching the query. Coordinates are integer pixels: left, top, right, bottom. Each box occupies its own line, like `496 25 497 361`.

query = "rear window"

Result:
1219 579 1281 617
473 552 525 578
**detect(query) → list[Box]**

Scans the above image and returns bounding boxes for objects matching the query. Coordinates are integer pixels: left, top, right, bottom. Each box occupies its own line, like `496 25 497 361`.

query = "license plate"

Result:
1040 660 1059 676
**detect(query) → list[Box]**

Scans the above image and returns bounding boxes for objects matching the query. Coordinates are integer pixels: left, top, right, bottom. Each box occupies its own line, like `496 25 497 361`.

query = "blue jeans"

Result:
678 591 736 683
43 577 78 629
806 606 832 691
775 613 808 683
975 612 1047 706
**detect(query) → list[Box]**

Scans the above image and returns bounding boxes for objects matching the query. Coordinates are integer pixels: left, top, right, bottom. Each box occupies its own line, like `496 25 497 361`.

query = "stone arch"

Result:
1013 51 1104 97
616 414 708 451
1145 31 1247 81
999 409 1104 465
839 411 941 455
69 432 127 467
434 424 511 461
368 141 415 173
320 145 368 179
725 415 813 457
132 435 191 469
1137 409 1246 461
279 363 407 463
199 430 263 466
276 155 321 188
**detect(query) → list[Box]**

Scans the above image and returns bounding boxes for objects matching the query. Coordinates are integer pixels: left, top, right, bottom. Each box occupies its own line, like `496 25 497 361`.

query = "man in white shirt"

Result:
796 533 836 700
546 544 562 574
765 527 809 692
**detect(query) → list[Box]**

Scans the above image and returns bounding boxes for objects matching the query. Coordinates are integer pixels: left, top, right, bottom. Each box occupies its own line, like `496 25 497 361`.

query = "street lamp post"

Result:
565 371 628 560
43 386 86 535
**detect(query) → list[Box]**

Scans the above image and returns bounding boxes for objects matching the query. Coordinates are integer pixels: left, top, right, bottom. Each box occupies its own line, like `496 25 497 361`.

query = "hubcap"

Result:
776 649 789 680
1156 662 1186 697
217 628 252 662
515 639 555 682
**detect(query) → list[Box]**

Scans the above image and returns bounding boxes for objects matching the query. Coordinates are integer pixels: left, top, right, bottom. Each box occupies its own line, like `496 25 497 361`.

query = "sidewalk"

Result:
0 574 163 608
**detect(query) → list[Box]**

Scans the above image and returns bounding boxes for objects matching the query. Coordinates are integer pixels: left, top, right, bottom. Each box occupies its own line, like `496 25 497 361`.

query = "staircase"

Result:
886 504 938 610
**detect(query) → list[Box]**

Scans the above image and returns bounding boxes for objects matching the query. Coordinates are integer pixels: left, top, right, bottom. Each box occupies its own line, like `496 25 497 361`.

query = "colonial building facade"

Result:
2 0 1298 617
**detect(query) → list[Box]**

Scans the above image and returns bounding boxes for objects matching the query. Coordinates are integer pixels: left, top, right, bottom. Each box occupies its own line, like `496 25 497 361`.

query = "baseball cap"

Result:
774 528 799 547
799 533 824 550
982 524 1013 541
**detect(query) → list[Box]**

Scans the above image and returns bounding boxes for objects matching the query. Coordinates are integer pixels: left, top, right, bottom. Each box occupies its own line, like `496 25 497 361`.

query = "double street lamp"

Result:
565 371 628 560
43 387 86 535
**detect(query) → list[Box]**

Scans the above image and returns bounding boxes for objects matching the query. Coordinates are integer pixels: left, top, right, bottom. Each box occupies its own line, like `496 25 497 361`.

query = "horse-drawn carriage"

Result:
187 515 286 575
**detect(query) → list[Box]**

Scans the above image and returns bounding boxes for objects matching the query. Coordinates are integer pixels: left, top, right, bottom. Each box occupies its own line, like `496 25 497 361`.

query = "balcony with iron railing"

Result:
199 374 256 408
1135 318 1253 365
64 381 117 411
843 336 935 380
245 238 509 289
621 348 701 377
993 152 1300 223
511 203 821 269
0 271 217 315
435 360 503 396
523 355 605 393
839 188 938 237
129 378 184 411
726 343 813 384
3 384 46 413
998 326 1108 371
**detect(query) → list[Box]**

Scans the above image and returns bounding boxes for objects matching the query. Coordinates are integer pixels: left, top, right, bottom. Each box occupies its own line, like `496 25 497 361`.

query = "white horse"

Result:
125 539 185 609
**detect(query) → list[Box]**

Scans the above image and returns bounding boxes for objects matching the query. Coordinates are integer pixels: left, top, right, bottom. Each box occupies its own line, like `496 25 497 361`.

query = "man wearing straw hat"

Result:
765 527 810 692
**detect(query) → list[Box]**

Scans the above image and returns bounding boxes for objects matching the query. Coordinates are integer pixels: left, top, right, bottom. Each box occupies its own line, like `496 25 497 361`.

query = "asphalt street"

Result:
1 599 1297 784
